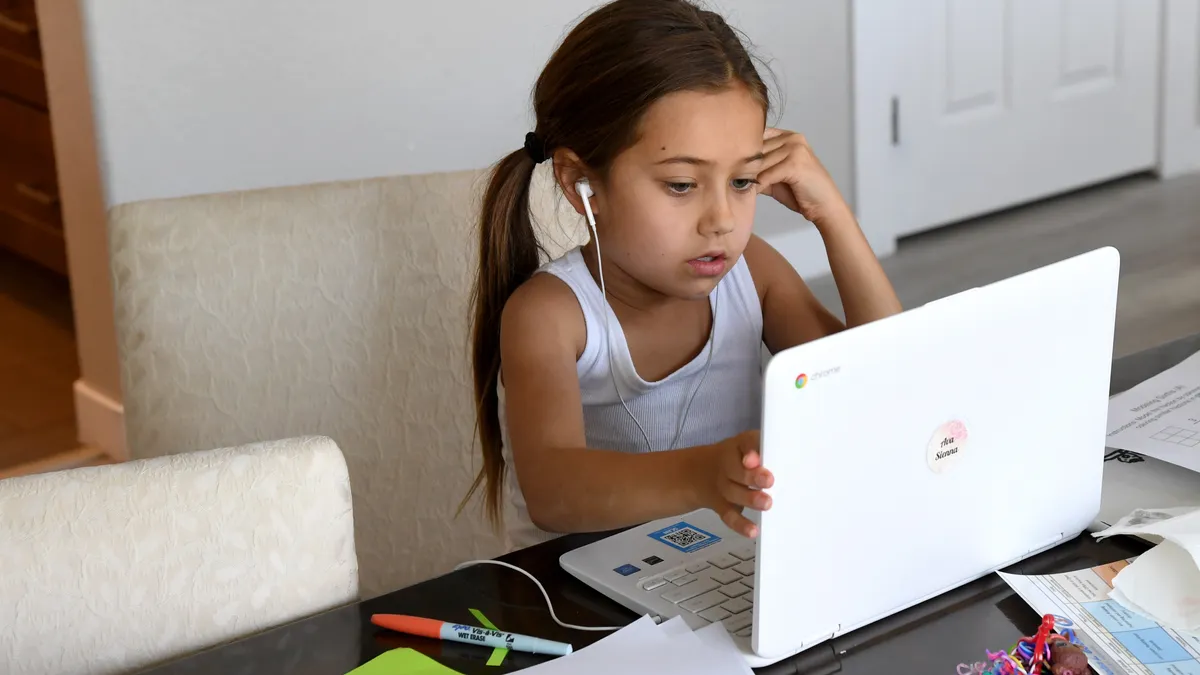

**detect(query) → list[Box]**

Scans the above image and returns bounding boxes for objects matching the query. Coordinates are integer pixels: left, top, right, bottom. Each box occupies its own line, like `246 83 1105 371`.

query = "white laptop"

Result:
560 247 1121 668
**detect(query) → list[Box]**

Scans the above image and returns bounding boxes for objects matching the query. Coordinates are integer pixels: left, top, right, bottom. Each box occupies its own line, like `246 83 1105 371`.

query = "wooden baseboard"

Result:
0 444 115 480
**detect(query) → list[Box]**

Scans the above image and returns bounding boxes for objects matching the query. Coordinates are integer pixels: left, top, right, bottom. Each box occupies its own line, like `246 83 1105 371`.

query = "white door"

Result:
854 0 1160 240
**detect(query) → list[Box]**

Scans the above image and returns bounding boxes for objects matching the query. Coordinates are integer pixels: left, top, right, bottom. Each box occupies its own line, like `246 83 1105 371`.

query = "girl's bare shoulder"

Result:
501 273 587 361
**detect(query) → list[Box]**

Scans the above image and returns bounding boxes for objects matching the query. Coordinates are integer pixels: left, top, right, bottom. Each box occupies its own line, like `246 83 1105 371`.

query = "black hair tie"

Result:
524 132 550 164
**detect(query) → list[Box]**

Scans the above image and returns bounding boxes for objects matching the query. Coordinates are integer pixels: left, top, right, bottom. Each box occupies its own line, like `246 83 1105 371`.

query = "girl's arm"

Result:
747 220 902 354
499 274 772 537
750 129 902 352
810 206 902 326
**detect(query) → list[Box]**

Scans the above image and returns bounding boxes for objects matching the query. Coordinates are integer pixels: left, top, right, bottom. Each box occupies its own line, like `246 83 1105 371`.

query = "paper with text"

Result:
1107 351 1200 471
999 560 1200 675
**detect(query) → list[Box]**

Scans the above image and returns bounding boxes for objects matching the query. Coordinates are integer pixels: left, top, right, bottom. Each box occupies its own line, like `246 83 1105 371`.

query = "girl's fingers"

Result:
734 430 760 460
726 434 764 475
763 126 789 141
763 129 807 151
725 456 769 488
720 479 773 511
754 162 791 193
719 504 760 538
731 465 774 490
759 143 790 166
761 135 790 155
723 449 774 489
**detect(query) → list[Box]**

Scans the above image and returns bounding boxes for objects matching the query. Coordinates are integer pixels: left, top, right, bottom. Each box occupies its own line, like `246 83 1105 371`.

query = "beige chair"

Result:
0 435 358 675
107 166 586 598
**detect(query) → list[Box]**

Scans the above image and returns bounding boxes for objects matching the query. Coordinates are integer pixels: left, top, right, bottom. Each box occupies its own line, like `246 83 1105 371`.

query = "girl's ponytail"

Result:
465 148 543 526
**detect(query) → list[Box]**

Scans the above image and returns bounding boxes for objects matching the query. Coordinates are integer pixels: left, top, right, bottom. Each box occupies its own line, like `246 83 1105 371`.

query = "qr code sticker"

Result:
648 522 721 553
663 527 709 549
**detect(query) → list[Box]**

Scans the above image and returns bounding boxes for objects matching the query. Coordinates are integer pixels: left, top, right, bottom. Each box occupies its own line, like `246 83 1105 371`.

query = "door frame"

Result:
36 0 128 463
1158 0 1200 178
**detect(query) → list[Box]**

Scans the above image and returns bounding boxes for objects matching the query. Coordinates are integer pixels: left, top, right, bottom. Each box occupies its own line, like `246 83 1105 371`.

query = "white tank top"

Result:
498 247 764 549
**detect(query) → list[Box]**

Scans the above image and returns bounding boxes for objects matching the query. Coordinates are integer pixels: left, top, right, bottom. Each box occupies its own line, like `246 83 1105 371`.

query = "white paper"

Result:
1095 453 1200 531
1093 507 1200 544
1113 541 1200 633
516 616 668 675
520 615 751 674
1106 350 1200 471
650 619 752 674
1093 507 1200 633
999 561 1200 675
657 616 694 639
691 622 755 675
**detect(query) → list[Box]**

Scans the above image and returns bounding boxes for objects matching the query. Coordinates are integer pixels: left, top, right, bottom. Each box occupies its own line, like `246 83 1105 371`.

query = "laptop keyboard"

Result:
637 545 756 637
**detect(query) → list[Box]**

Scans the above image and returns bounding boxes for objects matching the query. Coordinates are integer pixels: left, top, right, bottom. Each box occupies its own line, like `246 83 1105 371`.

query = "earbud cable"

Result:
581 191 718 453
453 559 626 631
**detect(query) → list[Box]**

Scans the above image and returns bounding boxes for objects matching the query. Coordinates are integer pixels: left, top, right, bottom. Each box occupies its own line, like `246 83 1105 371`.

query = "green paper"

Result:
346 648 464 675
485 649 506 667
469 608 508 666
469 608 498 630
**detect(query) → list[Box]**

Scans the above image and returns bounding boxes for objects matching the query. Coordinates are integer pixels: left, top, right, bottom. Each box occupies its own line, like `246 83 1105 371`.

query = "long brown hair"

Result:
465 0 772 526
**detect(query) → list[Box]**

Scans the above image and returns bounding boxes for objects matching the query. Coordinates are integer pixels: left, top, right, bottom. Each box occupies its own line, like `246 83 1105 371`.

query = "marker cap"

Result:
371 614 443 639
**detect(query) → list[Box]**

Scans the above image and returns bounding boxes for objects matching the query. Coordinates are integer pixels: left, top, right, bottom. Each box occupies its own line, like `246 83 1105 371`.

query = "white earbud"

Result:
577 179 598 241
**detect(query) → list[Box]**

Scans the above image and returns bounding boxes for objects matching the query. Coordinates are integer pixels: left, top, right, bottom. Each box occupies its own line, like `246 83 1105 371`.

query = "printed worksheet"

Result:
1107 351 1200 472
999 560 1200 675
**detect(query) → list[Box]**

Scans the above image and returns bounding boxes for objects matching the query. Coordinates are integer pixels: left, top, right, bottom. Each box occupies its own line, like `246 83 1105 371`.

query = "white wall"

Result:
81 0 854 277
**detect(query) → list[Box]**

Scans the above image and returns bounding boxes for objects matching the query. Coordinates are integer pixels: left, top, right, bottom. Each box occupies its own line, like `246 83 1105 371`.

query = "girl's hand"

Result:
693 431 773 537
756 128 851 227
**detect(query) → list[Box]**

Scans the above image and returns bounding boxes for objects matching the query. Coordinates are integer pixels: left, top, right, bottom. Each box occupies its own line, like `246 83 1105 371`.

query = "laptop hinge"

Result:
792 626 838 653
783 641 843 675
1026 533 1066 558
772 624 840 672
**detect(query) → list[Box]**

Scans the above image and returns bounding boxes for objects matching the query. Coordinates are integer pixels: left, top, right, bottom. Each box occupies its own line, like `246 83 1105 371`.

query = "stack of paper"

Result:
516 616 752 675
1093 507 1200 635
998 558 1200 673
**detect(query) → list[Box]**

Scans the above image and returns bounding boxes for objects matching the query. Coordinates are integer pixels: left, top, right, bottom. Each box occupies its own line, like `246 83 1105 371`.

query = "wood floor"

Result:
808 172 1200 359
0 248 83 475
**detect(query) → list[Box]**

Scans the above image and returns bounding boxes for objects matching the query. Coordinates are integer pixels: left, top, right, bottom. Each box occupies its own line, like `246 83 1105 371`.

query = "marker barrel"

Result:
442 623 573 657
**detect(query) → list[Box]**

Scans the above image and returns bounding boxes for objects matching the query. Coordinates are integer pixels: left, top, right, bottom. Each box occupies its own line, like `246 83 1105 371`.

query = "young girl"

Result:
466 0 902 549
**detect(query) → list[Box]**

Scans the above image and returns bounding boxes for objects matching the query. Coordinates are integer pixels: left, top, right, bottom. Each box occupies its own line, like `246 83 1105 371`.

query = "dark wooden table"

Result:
137 333 1200 675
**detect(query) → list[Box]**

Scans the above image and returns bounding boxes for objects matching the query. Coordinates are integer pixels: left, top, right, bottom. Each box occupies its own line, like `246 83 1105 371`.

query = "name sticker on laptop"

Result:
647 522 721 553
928 419 968 473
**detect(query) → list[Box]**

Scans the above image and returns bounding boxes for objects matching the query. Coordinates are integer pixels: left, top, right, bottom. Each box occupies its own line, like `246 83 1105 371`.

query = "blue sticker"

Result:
613 563 641 576
648 521 721 553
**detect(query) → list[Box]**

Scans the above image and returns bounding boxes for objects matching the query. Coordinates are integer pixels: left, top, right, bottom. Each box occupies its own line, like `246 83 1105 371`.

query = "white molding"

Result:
74 379 127 462
1158 0 1200 178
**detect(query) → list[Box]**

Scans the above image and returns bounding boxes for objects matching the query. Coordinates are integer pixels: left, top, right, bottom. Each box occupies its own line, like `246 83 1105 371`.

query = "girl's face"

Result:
593 84 766 301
